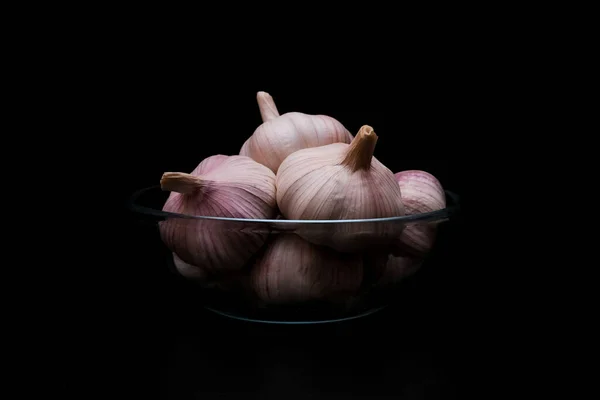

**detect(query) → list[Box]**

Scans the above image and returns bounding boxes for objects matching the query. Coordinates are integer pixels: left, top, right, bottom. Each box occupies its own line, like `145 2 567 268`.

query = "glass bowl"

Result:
128 185 461 324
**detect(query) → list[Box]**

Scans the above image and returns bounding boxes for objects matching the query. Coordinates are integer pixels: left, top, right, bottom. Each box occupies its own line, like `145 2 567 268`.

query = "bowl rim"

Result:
127 185 460 224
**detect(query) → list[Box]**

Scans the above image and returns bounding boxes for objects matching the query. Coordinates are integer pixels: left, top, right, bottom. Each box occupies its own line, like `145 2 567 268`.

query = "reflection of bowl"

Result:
128 185 461 324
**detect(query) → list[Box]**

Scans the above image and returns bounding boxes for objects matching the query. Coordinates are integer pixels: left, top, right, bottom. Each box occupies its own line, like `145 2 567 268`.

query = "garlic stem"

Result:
257 91 280 122
340 125 378 171
160 172 204 194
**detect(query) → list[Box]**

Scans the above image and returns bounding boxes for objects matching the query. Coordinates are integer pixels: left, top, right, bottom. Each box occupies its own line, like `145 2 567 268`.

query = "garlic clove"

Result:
240 91 353 173
275 125 405 252
250 233 363 305
172 252 209 281
393 170 446 256
159 155 277 273
172 252 253 294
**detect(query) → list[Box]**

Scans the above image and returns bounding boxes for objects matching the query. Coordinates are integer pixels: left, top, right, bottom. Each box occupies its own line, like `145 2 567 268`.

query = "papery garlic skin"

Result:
394 170 446 256
250 234 363 305
275 125 405 252
240 91 353 173
159 155 277 273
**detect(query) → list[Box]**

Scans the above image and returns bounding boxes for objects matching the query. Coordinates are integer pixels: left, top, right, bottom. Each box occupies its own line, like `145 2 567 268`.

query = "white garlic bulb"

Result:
240 91 353 173
159 155 277 273
275 125 405 252
394 170 446 256
250 234 363 305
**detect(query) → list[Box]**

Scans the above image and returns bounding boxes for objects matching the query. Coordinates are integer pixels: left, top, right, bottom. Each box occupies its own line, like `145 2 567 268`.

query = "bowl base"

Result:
204 304 387 325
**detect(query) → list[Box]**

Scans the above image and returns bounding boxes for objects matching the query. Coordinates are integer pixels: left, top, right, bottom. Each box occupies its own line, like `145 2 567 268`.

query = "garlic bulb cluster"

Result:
275 125 405 252
393 170 446 256
240 91 352 173
250 234 363 304
151 91 455 313
160 155 277 273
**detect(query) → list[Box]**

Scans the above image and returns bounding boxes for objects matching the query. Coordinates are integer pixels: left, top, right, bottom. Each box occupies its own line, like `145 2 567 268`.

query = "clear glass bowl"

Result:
128 185 461 324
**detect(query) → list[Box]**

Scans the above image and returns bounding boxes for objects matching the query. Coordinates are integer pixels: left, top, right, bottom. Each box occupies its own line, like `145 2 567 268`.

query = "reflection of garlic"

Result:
276 125 405 252
240 91 352 173
394 170 446 256
159 155 277 273
250 234 363 304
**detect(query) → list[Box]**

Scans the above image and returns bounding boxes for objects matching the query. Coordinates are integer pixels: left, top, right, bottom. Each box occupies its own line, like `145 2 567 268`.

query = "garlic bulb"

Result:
240 91 353 173
250 234 363 304
159 155 277 273
276 125 405 252
394 170 446 256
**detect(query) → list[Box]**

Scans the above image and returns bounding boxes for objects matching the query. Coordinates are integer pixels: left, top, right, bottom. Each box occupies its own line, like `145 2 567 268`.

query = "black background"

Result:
101 61 486 399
